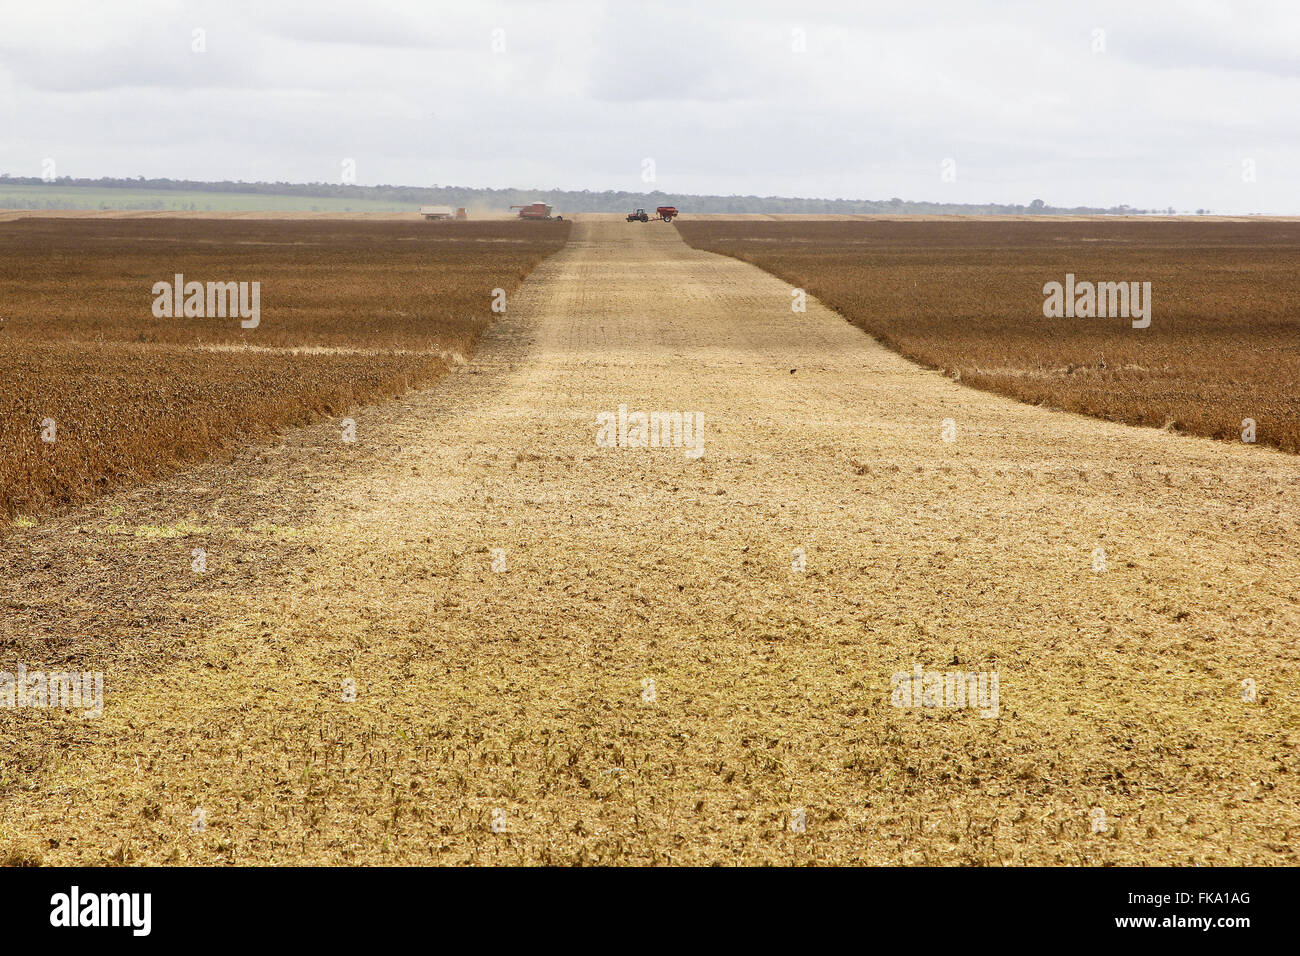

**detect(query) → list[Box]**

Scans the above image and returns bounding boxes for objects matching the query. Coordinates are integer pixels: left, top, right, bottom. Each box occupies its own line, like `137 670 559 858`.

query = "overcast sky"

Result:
1 0 1296 212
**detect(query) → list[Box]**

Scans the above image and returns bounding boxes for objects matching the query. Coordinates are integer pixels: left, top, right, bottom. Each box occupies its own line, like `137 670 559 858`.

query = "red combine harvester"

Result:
626 206 680 222
511 202 563 221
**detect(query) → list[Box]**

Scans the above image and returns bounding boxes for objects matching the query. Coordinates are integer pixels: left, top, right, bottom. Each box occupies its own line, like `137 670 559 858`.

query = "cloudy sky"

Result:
1 0 1296 212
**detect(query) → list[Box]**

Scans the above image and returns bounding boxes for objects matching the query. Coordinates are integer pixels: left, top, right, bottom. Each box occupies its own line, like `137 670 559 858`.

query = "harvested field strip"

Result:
0 218 571 519
675 220 1300 454
2 219 1297 866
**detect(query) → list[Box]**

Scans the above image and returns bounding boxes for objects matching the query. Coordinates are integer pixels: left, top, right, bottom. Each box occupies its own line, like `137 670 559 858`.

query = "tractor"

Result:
626 206 680 222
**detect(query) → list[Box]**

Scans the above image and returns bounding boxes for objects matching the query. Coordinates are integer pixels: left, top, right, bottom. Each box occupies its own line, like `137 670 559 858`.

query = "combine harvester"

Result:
511 202 563 221
626 206 679 222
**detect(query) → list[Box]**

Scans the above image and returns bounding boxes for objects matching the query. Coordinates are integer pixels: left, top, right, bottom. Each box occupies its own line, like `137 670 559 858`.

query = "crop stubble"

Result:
2 219 1296 866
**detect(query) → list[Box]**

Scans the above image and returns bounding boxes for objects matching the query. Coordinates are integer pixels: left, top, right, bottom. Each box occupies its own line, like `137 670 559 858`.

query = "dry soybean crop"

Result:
677 219 1300 453
0 218 570 519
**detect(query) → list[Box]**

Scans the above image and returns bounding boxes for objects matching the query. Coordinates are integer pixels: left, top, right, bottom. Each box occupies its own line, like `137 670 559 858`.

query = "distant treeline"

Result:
0 175 1158 215
2 197 180 211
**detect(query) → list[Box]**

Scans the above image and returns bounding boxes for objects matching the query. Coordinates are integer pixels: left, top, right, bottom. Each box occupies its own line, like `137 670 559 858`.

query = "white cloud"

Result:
0 0 1295 211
